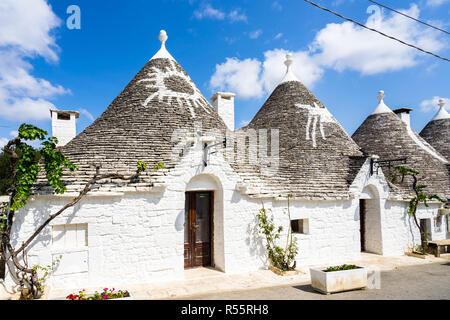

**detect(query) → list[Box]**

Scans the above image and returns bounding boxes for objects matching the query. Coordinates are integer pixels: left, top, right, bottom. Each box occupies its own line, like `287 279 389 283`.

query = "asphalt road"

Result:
179 262 450 300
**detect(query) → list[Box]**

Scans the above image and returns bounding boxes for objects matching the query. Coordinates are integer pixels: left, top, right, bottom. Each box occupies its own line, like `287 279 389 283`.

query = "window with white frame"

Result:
52 224 88 250
291 219 309 234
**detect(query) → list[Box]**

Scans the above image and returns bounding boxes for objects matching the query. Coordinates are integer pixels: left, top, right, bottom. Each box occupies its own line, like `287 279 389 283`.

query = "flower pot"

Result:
309 266 367 294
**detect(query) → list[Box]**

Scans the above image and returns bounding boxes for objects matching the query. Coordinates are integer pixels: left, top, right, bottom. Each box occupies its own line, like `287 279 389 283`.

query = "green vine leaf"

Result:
9 124 79 210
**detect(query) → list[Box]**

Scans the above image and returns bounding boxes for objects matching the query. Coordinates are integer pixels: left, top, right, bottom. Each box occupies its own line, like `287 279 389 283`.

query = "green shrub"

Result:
324 264 359 272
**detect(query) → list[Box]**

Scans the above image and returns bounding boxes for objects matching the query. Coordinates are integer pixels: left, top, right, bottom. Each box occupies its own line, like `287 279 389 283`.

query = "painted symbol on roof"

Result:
296 102 335 148
138 59 211 118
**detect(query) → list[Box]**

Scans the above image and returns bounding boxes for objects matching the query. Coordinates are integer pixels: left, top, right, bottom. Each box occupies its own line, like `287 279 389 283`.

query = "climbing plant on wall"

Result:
256 194 298 271
0 123 157 299
391 165 445 254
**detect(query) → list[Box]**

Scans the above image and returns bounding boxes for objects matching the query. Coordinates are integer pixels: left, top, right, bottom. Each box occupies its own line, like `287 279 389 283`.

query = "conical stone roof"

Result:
231 55 364 199
352 92 449 199
419 100 450 161
36 31 227 192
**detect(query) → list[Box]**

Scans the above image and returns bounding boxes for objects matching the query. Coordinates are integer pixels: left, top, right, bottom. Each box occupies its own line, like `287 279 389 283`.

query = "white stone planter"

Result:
310 267 367 295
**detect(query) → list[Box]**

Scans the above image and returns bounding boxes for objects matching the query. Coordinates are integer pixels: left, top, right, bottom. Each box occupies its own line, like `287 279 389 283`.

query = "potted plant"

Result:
310 264 367 294
66 288 132 300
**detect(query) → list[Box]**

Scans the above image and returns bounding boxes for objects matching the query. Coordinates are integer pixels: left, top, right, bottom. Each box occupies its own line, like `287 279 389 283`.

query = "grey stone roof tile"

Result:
420 118 450 161
352 112 449 199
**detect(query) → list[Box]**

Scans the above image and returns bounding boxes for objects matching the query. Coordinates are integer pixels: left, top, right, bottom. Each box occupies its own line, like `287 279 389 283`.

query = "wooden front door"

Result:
184 192 213 269
360 199 366 252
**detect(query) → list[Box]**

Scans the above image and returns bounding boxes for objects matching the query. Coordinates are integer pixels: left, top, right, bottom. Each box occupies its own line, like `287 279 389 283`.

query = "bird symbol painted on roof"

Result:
296 102 335 148
138 30 211 118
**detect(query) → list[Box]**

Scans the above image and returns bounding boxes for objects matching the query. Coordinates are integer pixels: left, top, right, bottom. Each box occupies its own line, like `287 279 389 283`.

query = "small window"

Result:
57 113 71 120
420 219 431 235
291 219 309 234
434 215 443 233
52 224 88 250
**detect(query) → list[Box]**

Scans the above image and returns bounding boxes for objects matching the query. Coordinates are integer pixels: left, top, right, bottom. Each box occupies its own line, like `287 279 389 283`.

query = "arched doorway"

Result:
359 185 383 254
185 175 224 270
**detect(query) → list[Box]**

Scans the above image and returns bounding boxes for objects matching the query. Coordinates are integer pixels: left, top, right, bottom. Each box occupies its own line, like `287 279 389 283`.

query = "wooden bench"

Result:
428 240 450 257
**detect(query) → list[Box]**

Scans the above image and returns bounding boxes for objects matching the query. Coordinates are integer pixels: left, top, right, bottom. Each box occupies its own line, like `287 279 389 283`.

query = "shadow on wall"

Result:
231 190 267 266
175 210 184 232
246 206 267 267
384 200 418 252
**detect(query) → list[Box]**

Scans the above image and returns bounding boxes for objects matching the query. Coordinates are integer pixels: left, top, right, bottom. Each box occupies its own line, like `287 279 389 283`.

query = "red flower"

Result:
103 288 108 291
104 295 110 299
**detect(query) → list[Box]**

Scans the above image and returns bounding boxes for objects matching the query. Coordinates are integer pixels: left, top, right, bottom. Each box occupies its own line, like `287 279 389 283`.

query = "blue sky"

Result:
0 0 449 147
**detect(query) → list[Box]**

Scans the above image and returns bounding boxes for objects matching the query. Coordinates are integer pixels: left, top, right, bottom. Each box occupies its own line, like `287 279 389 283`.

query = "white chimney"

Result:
50 109 79 147
393 108 413 127
210 92 235 131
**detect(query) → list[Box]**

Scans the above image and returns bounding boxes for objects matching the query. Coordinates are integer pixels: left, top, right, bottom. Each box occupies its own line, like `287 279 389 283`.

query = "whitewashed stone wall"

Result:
3 139 445 294
381 201 446 256
5 191 185 291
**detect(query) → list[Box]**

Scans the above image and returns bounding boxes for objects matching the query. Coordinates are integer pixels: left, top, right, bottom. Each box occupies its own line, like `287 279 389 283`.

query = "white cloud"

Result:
274 33 283 40
209 4 447 99
426 0 449 7
311 4 446 75
249 30 262 39
193 4 225 20
210 57 264 99
228 9 247 22
194 4 247 23
0 94 55 121
9 131 18 137
0 0 69 122
260 49 323 93
0 0 61 61
78 108 94 121
420 96 450 112
209 49 322 99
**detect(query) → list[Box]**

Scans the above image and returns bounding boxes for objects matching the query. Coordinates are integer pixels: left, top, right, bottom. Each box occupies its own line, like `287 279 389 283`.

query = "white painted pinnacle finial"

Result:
280 53 299 84
370 89 393 115
431 98 450 121
159 30 168 47
285 53 293 70
150 29 176 61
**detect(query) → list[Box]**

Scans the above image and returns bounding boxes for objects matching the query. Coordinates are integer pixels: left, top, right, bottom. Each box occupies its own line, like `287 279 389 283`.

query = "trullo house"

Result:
1 31 448 293
419 99 450 161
